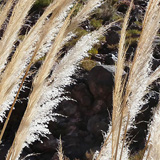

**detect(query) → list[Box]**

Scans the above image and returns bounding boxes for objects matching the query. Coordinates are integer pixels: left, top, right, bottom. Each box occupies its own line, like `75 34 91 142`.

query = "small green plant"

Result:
126 29 141 37
90 18 103 29
88 47 98 55
112 12 123 21
134 20 142 27
81 59 97 71
34 0 53 7
32 0 53 10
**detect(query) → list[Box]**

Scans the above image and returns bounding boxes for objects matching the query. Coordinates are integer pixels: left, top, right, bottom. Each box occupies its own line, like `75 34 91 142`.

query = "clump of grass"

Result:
33 0 53 10
126 29 141 37
0 0 118 159
1 0 160 160
88 47 99 55
94 0 160 159
90 18 103 29
81 59 97 71
112 12 123 21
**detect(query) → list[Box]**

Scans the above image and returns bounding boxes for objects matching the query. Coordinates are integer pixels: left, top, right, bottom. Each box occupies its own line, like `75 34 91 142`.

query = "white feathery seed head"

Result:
0 0 75 122
35 0 74 60
0 0 36 73
143 101 160 160
122 0 160 128
24 24 114 147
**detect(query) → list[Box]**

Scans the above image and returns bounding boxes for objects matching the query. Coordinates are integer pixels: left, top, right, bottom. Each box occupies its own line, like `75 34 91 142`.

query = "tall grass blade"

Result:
5 3 77 160
0 0 35 73
0 0 14 28
24 21 116 148
143 100 160 160
112 1 133 159
67 0 104 33
0 0 73 122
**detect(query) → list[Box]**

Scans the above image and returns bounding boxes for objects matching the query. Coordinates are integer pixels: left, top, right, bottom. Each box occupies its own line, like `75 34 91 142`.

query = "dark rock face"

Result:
92 100 107 114
31 135 58 152
59 100 78 117
87 115 108 136
106 30 120 46
71 83 93 107
0 141 11 160
88 66 113 103
152 58 160 71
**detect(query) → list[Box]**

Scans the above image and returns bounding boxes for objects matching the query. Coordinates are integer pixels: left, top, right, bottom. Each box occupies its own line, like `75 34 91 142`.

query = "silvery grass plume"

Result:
0 0 14 28
143 99 160 160
6 18 115 159
66 0 104 33
0 0 36 73
0 0 106 123
94 0 160 160
0 0 74 122
36 0 106 61
35 0 75 61
123 0 160 123
5 4 75 160
57 137 64 160
94 1 133 160
25 22 115 147
4 1 114 159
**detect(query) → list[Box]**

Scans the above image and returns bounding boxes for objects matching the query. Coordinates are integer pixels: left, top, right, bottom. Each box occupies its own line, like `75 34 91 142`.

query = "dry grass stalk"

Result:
0 0 14 27
20 153 41 160
0 0 70 140
122 0 160 124
58 136 64 160
141 134 151 160
0 0 73 121
147 66 160 85
67 0 103 33
5 3 76 160
94 0 160 159
142 100 160 160
0 0 35 73
112 0 133 159
119 113 130 160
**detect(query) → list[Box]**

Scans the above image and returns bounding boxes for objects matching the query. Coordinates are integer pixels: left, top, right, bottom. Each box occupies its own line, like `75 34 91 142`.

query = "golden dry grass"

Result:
0 0 160 160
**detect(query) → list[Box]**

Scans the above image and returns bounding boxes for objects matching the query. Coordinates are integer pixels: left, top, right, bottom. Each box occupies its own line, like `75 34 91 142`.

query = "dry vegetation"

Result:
0 0 160 160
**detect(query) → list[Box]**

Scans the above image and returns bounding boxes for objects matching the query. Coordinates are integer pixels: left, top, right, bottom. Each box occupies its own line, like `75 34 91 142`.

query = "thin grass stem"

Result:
119 113 130 160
